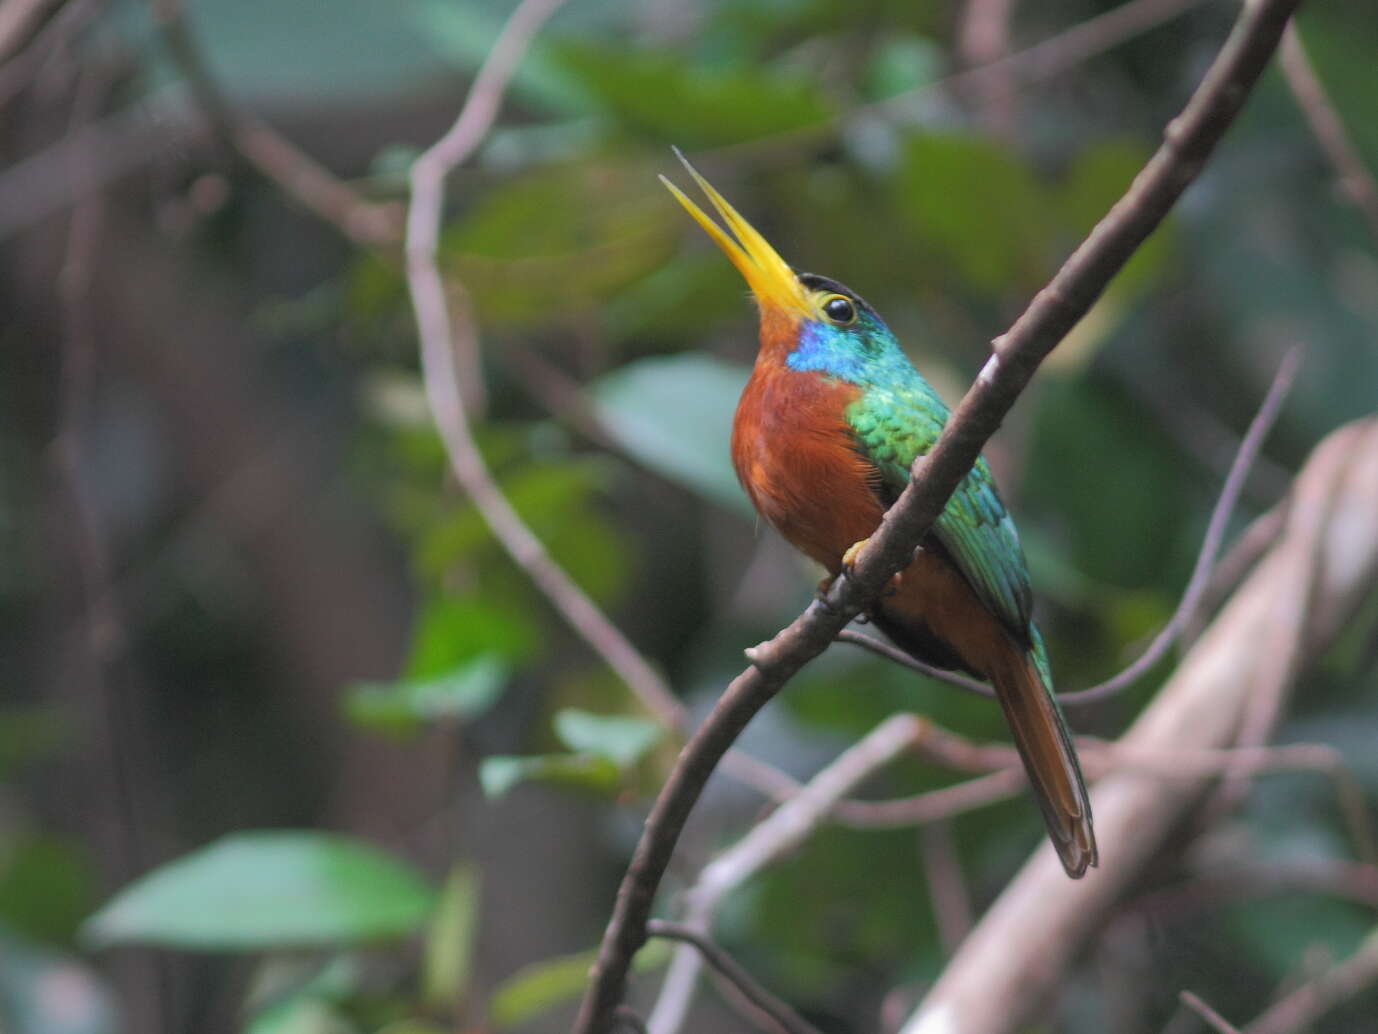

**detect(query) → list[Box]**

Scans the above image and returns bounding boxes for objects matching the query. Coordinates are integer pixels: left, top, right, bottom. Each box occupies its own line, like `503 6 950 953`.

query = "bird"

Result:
661 153 1097 878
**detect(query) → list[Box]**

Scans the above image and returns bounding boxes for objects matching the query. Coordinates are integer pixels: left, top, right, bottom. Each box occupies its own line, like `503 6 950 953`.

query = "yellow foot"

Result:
841 538 903 598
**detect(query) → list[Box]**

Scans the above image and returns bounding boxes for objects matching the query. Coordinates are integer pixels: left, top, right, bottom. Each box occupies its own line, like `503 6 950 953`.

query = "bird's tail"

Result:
986 635 1097 878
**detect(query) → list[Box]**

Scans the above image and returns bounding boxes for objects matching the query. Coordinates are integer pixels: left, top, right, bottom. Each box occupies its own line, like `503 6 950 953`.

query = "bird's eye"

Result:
822 294 856 325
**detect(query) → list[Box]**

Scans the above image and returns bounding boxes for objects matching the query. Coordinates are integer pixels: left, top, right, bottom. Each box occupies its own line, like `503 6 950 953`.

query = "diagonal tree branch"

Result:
836 346 1298 706
573 2 1302 1030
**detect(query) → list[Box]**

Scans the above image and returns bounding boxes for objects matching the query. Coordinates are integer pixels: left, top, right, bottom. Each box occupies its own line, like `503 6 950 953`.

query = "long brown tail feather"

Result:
987 641 1097 877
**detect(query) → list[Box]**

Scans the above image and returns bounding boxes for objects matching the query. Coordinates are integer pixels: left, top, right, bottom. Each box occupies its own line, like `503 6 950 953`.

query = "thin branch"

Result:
1181 991 1243 1034
1184 500 1288 646
1126 858 1378 924
919 820 975 953
402 0 694 737
832 768 1028 829
647 716 922 1034
576 2 1299 1028
1279 23 1378 248
646 922 824 1034
836 347 1299 706
148 0 401 248
1245 930 1378 1034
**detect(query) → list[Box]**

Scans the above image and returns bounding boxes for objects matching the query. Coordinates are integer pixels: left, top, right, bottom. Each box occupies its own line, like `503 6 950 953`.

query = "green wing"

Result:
845 384 1034 638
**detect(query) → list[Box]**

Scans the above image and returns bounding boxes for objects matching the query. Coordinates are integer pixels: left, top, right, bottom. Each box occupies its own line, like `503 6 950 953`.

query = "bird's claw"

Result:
841 537 903 598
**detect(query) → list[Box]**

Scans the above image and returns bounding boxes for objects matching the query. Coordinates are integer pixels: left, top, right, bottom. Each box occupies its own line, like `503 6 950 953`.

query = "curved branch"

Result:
574 2 1301 1030
1280 23 1378 248
647 921 825 1034
403 0 696 737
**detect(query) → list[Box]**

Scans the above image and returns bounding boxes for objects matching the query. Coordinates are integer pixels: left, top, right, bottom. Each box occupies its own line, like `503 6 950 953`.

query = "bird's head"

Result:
660 151 886 365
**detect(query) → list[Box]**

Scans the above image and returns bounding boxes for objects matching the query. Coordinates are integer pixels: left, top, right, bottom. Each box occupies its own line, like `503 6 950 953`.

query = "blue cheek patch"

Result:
785 322 865 381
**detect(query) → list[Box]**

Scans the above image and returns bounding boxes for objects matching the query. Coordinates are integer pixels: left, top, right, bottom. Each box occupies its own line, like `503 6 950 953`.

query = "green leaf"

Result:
406 596 539 677
489 941 671 1029
344 655 510 738
552 42 832 147
589 353 750 512
0 834 96 945
422 863 481 1008
478 754 620 799
83 832 435 951
552 709 663 768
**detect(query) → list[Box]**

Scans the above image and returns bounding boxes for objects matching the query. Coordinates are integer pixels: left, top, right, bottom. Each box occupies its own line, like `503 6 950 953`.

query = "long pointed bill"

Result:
659 150 811 318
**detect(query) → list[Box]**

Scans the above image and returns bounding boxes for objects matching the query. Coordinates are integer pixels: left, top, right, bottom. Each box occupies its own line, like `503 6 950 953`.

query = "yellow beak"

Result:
659 150 812 318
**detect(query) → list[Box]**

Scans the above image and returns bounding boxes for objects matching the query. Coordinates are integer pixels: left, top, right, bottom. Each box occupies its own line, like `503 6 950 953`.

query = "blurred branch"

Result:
957 0 1017 138
1181 991 1243 1034
920 821 974 954
403 0 708 738
0 0 64 63
835 347 1299 706
0 0 99 111
1279 23 1378 248
647 715 922 1034
1127 858 1378 922
577 1 1299 1028
148 0 401 248
1245 930 1378 1034
646 922 824 1034
826 734 1375 866
1185 501 1289 645
900 417 1378 1034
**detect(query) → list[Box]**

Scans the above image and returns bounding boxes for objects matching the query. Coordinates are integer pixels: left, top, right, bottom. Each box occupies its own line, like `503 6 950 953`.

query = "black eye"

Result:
822 295 856 325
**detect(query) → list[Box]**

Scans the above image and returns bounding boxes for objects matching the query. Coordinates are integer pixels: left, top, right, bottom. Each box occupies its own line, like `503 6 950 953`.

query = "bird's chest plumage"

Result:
730 363 883 573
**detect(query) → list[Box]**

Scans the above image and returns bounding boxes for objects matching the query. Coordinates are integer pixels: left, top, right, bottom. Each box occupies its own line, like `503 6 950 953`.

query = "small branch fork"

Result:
574 1 1302 1030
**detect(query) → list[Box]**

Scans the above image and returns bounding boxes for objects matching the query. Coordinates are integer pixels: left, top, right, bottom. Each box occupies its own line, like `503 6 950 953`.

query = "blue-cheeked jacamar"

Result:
662 155 1097 878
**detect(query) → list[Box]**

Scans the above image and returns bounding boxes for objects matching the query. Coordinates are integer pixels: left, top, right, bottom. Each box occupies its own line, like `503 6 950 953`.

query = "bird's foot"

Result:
841 538 903 598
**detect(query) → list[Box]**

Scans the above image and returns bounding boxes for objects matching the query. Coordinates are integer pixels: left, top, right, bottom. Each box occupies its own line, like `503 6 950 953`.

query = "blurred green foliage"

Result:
4 0 1378 1032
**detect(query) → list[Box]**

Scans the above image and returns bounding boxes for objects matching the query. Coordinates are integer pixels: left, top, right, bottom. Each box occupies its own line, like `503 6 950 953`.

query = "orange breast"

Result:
731 357 1012 680
731 361 881 573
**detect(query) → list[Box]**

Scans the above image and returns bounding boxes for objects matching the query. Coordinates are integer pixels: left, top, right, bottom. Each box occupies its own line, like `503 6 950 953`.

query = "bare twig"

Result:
1127 858 1378 923
1245 930 1378 1034
900 419 1378 1034
149 0 401 248
577 2 1299 1028
647 715 922 1034
836 348 1299 706
1279 23 1378 248
646 922 824 1034
958 0 1018 138
833 768 1028 829
920 821 975 953
1181 991 1243 1034
401 0 695 736
825 733 1376 863
1184 501 1288 646
0 0 63 63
